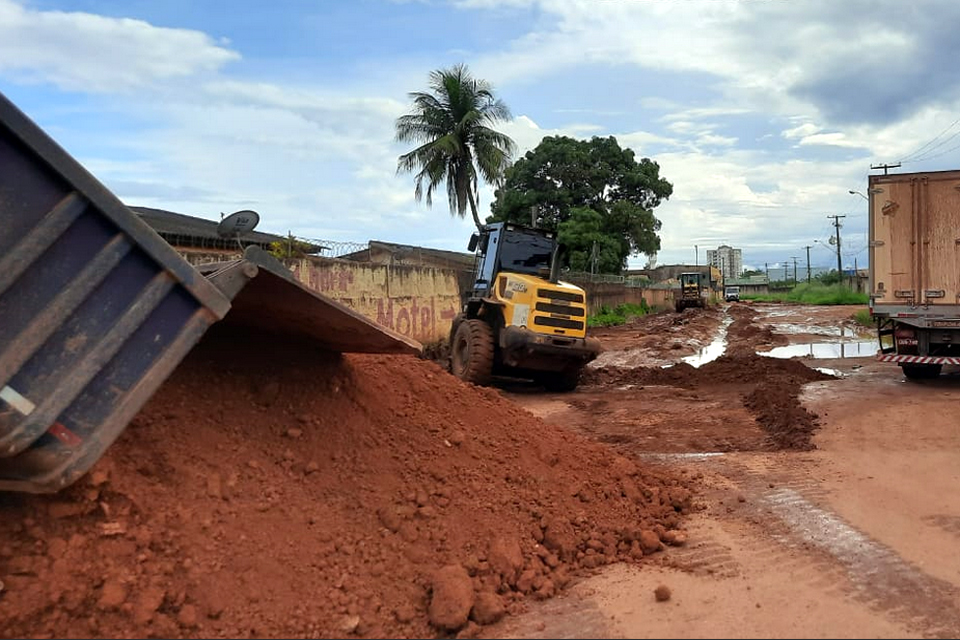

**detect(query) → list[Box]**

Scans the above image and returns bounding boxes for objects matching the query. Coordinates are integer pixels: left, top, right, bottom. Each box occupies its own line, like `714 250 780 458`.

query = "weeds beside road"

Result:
743 283 868 305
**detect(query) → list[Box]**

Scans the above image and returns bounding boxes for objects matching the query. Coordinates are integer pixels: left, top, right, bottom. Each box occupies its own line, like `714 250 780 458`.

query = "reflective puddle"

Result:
681 315 734 368
761 340 877 359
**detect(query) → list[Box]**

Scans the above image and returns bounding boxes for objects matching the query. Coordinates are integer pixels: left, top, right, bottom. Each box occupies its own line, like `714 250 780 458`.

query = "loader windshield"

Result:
498 230 555 276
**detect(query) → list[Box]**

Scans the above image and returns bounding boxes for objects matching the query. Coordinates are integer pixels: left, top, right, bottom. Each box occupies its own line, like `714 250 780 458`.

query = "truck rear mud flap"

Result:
0 91 419 493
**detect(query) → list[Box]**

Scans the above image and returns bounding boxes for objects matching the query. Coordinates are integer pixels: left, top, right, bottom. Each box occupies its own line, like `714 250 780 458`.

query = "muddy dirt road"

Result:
3 301 959 639
492 302 960 639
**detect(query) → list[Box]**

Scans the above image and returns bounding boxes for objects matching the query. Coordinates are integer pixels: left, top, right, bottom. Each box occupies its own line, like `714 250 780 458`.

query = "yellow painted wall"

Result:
287 258 462 343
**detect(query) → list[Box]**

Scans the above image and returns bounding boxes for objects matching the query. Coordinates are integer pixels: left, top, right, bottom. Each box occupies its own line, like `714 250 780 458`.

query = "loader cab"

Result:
680 272 703 292
468 223 557 297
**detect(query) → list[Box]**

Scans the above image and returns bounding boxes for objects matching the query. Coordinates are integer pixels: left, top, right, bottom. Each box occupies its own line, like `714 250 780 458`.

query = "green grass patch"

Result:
851 308 873 327
588 301 650 327
742 283 868 305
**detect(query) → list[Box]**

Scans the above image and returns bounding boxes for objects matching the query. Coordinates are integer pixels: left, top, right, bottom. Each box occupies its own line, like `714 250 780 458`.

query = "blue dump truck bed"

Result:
0 91 420 493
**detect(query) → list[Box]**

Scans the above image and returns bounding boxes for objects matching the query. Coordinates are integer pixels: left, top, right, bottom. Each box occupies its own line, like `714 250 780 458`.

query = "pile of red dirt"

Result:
581 353 833 450
583 353 830 389
0 326 691 639
725 305 789 355
742 380 822 451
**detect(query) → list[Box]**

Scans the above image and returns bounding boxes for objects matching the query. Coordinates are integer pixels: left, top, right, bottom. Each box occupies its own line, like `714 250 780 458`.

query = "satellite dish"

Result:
217 209 260 238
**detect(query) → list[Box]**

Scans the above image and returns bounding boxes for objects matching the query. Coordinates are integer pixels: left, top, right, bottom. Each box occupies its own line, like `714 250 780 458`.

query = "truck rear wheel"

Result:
451 319 494 385
901 363 942 380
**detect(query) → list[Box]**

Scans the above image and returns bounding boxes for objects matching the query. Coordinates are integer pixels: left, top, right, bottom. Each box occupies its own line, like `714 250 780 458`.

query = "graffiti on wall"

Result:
294 265 356 294
376 297 458 342
286 259 462 343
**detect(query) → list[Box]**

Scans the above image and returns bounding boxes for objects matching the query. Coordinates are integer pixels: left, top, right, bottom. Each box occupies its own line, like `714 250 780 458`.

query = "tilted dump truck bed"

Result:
0 91 420 493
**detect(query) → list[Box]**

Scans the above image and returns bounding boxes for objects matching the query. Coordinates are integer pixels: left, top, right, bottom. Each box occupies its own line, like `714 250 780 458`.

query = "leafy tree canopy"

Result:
488 135 672 272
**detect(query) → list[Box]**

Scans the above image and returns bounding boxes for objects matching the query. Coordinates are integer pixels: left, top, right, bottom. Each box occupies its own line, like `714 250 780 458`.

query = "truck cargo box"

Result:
869 169 960 320
869 169 960 376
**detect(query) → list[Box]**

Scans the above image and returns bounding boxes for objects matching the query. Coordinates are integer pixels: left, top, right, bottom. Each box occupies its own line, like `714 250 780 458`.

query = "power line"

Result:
900 116 960 163
903 136 960 164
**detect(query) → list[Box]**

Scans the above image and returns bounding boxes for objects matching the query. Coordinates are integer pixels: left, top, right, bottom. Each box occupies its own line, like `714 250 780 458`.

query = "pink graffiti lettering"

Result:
375 297 448 340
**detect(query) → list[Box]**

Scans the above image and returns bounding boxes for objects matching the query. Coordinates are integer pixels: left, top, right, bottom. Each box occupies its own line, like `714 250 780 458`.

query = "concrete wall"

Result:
287 258 462 344
174 248 241 266
566 279 675 314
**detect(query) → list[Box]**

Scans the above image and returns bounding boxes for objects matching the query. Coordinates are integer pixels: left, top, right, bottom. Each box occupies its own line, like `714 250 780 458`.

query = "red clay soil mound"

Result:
697 354 832 386
580 362 700 388
724 305 788 355
742 380 821 451
581 354 833 450
583 354 830 389
0 326 690 640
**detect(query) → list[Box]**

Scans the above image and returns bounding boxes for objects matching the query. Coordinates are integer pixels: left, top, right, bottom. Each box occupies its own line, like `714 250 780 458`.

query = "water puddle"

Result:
680 315 734 368
813 367 845 377
641 452 726 461
761 340 877 359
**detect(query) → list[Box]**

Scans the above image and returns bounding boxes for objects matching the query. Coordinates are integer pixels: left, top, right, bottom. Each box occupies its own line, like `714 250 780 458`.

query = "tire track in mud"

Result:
657 454 960 639
922 514 960 539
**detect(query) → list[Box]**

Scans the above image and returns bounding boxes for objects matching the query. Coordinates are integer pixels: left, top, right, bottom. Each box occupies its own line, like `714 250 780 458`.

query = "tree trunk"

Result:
467 189 483 232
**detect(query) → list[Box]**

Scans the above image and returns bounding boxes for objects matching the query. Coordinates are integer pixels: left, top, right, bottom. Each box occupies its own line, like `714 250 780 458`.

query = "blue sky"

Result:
3 0 960 275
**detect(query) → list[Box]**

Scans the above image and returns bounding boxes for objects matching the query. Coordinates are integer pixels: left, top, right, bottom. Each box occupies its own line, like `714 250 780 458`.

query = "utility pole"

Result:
871 162 901 175
790 256 799 283
695 244 698 266
804 245 812 282
828 214 845 284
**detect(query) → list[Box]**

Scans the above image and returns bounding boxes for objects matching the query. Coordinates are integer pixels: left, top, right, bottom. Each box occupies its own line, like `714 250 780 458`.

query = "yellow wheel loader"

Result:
449 223 601 392
675 272 707 312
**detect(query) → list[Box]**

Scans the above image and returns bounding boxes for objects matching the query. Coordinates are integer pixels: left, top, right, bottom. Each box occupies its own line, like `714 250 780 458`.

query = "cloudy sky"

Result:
3 0 960 276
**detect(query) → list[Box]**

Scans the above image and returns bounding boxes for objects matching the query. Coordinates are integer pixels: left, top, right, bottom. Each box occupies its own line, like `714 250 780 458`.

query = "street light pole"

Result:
848 189 869 201
695 244 698 266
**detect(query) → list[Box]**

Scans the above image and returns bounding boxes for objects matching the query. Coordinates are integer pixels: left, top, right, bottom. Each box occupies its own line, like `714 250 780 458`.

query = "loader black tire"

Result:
451 319 494 386
541 367 581 393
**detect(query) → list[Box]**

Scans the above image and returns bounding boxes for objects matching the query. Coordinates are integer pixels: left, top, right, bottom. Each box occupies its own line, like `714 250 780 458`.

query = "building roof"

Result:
130 206 288 248
726 275 769 286
342 240 476 269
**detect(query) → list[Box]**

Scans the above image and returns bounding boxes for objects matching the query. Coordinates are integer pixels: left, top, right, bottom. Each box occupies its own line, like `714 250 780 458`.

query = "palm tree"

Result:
396 64 517 231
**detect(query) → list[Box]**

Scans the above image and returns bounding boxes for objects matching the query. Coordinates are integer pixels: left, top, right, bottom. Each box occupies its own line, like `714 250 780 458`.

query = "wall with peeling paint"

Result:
287 258 462 344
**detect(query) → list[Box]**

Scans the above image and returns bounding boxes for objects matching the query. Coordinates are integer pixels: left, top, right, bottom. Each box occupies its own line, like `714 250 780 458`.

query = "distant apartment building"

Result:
706 245 742 278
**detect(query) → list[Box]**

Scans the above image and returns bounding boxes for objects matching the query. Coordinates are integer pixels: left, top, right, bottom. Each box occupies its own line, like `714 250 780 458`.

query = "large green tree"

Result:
489 135 672 272
395 64 517 231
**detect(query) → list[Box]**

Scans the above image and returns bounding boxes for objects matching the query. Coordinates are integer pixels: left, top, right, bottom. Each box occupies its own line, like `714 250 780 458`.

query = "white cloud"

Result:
782 123 822 140
796 133 864 149
0 0 238 93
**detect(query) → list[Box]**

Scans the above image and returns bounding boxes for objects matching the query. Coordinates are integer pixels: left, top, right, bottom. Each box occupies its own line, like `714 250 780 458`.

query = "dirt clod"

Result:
654 585 672 602
471 592 506 625
429 565 475 631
